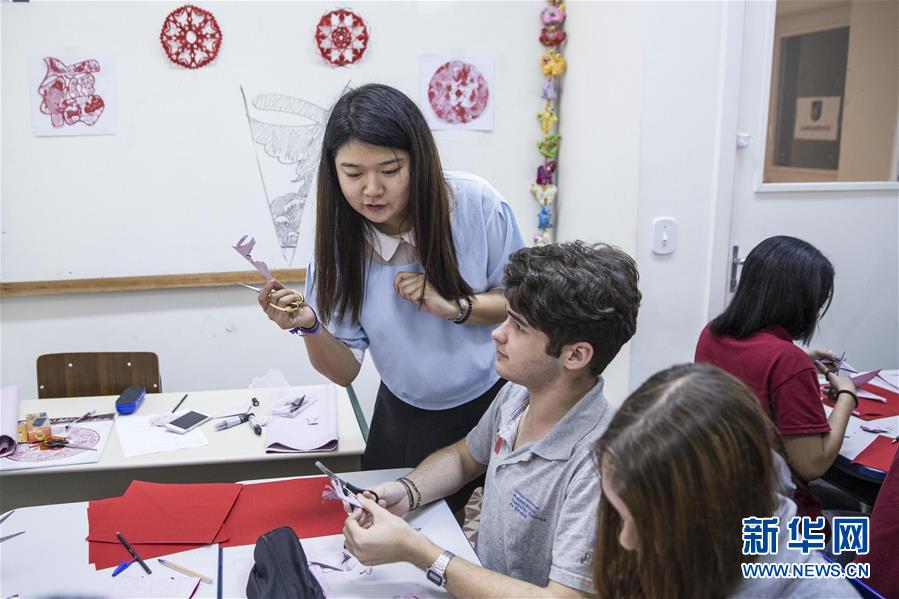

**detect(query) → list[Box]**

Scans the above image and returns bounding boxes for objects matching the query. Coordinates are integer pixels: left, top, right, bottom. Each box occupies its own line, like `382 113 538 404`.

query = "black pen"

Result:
171 393 188 414
116 531 151 574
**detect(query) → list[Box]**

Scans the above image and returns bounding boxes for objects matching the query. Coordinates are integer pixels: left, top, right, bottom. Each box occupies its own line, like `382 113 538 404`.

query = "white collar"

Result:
364 225 416 262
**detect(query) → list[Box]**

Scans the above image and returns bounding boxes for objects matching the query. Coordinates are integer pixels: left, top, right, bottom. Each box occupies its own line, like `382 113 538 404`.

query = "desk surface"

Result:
0 469 479 599
1 387 366 477
0 387 367 510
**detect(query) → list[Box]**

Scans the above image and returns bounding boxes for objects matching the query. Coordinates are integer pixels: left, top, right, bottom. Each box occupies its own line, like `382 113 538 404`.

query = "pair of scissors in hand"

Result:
315 461 380 503
239 283 305 313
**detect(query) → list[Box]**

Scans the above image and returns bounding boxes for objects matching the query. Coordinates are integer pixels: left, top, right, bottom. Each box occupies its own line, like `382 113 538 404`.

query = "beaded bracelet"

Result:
452 297 473 325
398 477 422 510
289 306 321 336
397 478 415 512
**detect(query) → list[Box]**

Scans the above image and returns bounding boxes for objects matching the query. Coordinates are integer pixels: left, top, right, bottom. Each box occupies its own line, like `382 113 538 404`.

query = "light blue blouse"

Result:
305 171 525 410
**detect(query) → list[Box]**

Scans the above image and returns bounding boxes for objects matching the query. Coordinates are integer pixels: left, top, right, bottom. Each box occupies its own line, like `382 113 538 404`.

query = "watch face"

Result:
426 569 443 586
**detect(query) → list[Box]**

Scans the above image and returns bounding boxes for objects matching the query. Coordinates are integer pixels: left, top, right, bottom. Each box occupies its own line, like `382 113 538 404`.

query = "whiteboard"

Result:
0 1 543 283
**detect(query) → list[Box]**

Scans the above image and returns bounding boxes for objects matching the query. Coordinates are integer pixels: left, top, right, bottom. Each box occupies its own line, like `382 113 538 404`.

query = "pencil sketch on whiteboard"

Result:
240 85 348 264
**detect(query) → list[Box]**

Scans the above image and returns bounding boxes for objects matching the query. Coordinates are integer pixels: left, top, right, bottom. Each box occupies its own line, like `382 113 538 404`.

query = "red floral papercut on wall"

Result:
160 4 223 69
427 61 490 125
38 57 105 128
314 9 369 66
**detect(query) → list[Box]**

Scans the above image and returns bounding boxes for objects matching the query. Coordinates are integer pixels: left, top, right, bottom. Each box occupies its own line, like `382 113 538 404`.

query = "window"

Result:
764 0 899 183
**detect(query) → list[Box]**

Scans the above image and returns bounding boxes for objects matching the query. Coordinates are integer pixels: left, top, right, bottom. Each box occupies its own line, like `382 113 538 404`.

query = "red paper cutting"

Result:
314 9 369 66
160 4 223 69
428 60 490 125
221 476 347 547
822 382 899 421
852 435 899 473
38 57 105 128
87 480 241 544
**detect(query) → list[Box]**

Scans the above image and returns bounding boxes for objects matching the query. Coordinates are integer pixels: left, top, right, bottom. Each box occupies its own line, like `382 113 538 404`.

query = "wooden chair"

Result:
36 352 161 399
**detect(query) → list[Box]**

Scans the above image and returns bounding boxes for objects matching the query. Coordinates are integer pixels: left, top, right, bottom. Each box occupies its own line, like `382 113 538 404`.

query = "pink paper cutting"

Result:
233 235 273 281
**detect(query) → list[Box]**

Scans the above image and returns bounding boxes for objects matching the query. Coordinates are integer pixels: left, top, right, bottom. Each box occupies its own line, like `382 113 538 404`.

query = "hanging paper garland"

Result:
314 9 370 67
532 2 567 246
160 5 223 70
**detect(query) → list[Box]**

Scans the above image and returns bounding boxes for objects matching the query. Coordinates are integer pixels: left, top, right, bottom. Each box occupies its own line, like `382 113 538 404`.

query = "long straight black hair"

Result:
710 235 834 344
314 84 473 324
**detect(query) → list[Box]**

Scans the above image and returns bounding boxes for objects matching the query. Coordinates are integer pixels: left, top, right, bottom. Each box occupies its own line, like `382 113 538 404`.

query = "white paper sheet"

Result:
0 412 115 471
826 405 899 460
265 385 338 453
116 413 208 458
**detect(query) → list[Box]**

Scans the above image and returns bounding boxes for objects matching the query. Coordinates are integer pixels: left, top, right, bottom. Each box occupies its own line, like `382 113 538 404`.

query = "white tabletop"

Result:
1 387 366 477
0 469 480 599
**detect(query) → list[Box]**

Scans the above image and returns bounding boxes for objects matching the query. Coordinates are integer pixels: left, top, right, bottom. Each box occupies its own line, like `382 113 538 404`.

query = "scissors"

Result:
32 436 97 451
315 461 380 503
217 396 260 419
0 511 25 544
238 283 304 313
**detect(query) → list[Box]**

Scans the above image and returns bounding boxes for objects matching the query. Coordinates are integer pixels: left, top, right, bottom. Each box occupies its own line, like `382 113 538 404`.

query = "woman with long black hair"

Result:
695 235 857 521
258 84 524 511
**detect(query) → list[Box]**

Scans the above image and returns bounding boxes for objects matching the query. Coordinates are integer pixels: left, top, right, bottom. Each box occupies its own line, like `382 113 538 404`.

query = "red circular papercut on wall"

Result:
160 5 223 70
315 9 369 67
427 61 490 125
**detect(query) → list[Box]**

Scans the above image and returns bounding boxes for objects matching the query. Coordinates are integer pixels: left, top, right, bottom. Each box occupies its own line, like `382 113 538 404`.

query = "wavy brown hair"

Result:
314 84 473 324
593 363 779 599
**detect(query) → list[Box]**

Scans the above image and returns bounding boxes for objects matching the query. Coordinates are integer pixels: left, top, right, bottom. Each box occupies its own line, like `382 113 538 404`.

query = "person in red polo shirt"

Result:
695 236 857 520
859 448 899 597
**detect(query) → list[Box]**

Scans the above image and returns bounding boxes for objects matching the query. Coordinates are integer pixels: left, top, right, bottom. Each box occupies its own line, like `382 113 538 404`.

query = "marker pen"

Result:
247 413 263 435
214 414 250 431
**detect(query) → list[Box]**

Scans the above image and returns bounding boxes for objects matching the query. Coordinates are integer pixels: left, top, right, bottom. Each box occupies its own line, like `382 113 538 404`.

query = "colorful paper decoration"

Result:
160 5 223 70
427 60 490 125
532 2 566 246
315 9 369 66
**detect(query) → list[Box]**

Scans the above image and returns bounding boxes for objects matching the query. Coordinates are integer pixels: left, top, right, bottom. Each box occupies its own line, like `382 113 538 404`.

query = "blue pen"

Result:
112 559 134 577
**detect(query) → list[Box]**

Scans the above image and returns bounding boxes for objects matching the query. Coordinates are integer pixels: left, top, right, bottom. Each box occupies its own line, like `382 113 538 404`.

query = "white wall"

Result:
556 1 644 405
3 1 897 422
626 1 732 389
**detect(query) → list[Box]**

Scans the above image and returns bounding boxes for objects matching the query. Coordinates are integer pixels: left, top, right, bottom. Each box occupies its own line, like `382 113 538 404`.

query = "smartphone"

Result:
164 410 211 434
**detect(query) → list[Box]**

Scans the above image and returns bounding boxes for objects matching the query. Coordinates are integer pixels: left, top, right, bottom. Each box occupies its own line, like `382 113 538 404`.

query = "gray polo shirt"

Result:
466 378 613 594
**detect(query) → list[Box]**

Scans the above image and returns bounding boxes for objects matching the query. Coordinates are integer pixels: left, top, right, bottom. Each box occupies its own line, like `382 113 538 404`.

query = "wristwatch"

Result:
426 550 455 587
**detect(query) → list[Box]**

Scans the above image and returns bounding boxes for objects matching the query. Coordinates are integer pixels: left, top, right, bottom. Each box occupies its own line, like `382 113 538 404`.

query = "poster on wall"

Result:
28 54 117 137
793 96 840 141
420 55 494 131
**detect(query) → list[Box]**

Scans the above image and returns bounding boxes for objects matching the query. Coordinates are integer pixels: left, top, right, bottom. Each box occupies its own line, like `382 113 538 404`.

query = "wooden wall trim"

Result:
0 269 307 297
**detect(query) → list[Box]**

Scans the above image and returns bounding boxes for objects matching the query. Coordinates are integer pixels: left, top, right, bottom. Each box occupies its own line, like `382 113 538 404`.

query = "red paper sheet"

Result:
221 476 347 547
821 382 899 421
87 480 241 544
852 435 899 473
88 496 230 569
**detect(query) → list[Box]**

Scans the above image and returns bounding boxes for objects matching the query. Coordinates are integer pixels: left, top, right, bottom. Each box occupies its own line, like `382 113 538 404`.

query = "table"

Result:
825 370 899 507
0 469 480 598
0 387 367 511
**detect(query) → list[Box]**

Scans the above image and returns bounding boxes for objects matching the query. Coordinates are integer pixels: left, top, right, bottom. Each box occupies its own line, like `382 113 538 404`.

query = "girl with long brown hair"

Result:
593 363 856 598
258 84 524 511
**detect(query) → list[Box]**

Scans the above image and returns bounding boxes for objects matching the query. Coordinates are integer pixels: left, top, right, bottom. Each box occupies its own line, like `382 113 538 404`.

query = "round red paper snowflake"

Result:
160 5 223 70
315 9 369 67
428 61 490 125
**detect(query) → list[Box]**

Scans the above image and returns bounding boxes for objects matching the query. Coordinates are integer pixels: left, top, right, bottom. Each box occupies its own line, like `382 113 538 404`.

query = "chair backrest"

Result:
36 352 161 399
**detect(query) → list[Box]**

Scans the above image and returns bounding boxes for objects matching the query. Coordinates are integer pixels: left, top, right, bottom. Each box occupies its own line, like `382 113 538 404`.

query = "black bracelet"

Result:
835 389 858 409
453 297 473 325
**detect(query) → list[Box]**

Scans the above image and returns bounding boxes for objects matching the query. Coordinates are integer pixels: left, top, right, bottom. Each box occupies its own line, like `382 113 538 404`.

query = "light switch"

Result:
652 217 677 255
